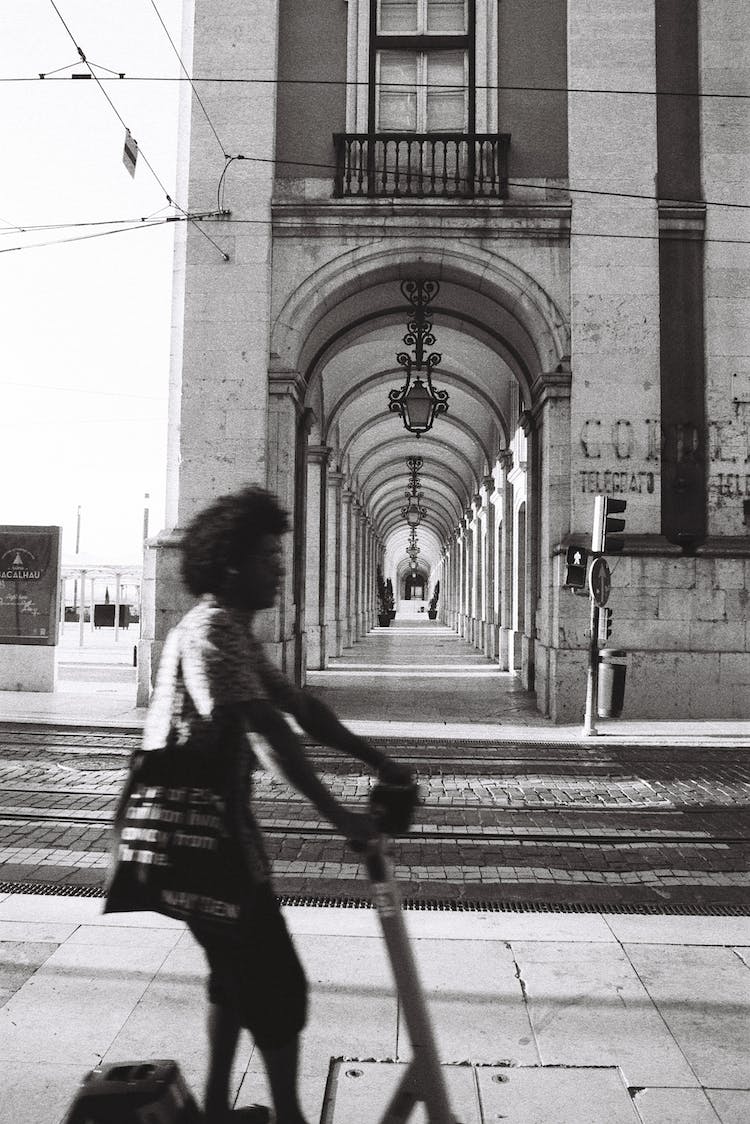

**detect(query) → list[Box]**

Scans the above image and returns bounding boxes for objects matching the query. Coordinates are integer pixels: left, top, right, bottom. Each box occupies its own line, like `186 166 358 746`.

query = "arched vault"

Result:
278 244 567 583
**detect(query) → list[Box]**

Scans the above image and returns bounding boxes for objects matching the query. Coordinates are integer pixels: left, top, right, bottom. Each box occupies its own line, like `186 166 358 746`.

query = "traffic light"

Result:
598 607 613 643
592 496 627 554
563 545 589 589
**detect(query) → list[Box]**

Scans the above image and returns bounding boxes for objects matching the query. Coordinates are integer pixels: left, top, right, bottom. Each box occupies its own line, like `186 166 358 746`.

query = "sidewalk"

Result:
0 895 748 1123
0 623 748 1122
0 621 748 747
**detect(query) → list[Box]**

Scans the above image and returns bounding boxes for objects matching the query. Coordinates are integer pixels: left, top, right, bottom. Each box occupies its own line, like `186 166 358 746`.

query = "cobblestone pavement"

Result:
0 724 748 909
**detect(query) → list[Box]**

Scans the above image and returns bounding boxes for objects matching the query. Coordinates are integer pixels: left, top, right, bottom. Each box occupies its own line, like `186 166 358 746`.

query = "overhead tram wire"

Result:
5 71 750 101
47 0 230 261
3 210 750 255
0 219 175 255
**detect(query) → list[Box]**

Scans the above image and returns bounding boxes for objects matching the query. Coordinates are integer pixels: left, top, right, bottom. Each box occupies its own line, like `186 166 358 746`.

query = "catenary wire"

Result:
10 73 750 100
47 0 231 262
48 0 176 205
3 215 750 256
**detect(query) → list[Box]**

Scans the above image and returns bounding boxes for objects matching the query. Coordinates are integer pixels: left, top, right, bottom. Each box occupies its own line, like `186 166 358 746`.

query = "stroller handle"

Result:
369 780 420 836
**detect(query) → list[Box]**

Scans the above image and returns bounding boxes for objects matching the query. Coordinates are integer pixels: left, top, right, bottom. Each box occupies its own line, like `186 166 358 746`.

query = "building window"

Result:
371 0 474 135
338 0 505 197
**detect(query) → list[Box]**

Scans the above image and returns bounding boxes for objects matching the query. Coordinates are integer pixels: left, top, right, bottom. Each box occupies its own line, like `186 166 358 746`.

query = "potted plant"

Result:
376 566 391 627
427 581 440 620
385 578 396 619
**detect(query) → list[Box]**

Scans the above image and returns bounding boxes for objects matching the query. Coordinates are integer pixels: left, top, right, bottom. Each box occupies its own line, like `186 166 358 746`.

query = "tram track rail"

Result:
0 804 748 850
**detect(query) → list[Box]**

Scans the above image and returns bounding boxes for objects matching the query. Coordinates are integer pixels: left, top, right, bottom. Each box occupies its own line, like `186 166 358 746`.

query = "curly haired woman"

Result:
140 486 410 1124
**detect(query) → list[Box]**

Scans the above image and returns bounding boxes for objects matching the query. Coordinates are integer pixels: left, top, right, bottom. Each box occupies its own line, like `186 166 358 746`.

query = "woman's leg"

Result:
259 1035 309 1124
205 1000 242 1118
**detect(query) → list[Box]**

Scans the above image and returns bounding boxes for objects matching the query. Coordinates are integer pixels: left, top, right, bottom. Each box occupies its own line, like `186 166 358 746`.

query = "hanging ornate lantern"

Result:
402 493 427 527
388 280 449 437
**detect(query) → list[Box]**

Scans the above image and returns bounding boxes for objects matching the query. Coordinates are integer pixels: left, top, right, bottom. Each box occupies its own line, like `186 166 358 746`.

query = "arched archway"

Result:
271 243 570 698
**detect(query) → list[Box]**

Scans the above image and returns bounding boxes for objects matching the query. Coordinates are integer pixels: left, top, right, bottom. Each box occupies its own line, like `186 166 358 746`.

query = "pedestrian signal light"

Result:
598 607 613 643
563 545 589 589
592 496 627 554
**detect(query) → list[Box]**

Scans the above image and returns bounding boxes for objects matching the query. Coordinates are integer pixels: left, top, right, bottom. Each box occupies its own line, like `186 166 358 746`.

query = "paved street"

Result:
0 622 749 1124
0 622 748 911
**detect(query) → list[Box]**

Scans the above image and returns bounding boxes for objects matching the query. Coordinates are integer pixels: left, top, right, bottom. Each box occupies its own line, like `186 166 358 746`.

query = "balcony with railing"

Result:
333 133 510 199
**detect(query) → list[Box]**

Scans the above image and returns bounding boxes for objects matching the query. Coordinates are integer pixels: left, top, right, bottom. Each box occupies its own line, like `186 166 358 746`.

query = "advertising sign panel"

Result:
0 526 62 645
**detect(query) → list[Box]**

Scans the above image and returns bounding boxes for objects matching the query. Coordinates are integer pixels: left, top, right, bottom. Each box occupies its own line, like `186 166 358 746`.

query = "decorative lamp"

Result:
388 280 449 437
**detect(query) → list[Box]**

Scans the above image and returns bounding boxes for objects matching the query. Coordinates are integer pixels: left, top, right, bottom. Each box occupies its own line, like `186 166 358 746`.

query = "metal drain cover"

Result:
319 1061 640 1123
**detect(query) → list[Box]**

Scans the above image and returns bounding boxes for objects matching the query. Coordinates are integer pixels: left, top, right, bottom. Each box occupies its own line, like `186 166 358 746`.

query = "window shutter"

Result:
426 51 467 131
426 0 467 34
377 51 419 131
379 0 419 34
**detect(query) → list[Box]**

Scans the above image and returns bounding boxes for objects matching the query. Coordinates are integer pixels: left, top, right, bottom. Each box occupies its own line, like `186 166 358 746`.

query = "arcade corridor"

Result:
307 617 547 730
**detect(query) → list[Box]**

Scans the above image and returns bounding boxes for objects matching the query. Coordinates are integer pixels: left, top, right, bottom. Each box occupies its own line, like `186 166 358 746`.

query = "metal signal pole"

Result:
583 597 600 737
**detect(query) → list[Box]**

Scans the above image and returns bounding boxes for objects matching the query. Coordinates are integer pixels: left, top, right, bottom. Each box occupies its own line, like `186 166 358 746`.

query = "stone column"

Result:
305 445 330 670
359 509 370 638
471 494 483 650
568 0 661 537
508 446 528 673
482 474 497 660
141 0 282 697
497 451 514 671
454 530 463 636
451 532 460 630
351 501 362 641
325 469 344 659
365 524 375 632
266 375 306 674
465 510 475 642
341 489 355 648
533 379 572 716
459 514 471 639
442 549 450 627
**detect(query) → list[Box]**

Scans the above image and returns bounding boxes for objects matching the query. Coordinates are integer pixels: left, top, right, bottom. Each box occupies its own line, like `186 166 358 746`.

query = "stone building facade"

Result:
138 0 750 721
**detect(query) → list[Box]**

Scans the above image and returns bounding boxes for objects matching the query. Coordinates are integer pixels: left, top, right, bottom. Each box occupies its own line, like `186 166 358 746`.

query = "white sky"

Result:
1 1 184 563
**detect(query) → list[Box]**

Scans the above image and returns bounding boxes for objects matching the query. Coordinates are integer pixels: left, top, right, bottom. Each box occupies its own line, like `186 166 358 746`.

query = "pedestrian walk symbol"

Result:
563 545 589 590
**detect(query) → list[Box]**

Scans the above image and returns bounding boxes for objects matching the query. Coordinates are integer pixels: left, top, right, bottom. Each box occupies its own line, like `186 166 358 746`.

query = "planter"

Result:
428 610 438 620
378 613 391 627
388 610 396 620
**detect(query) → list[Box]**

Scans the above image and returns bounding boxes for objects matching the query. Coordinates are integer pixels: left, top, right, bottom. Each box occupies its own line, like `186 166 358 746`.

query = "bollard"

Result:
598 649 627 718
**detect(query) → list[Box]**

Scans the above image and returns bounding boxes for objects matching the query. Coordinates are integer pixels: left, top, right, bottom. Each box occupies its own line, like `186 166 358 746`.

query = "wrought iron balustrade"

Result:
333 132 510 199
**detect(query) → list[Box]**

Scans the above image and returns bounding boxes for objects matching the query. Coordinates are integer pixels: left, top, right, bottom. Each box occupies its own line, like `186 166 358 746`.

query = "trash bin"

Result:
598 649 627 718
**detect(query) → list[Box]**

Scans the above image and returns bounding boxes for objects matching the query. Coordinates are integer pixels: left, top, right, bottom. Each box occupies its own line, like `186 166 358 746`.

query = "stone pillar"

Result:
365 524 375 632
266 375 305 673
497 451 514 671
568 0 661 538
143 0 282 691
508 449 528 673
471 494 483 650
533 380 572 717
451 532 461 630
325 469 344 659
341 489 355 648
351 501 362 641
305 445 330 670
455 528 464 636
443 549 451 626
359 510 370 638
464 510 474 641
482 474 497 660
